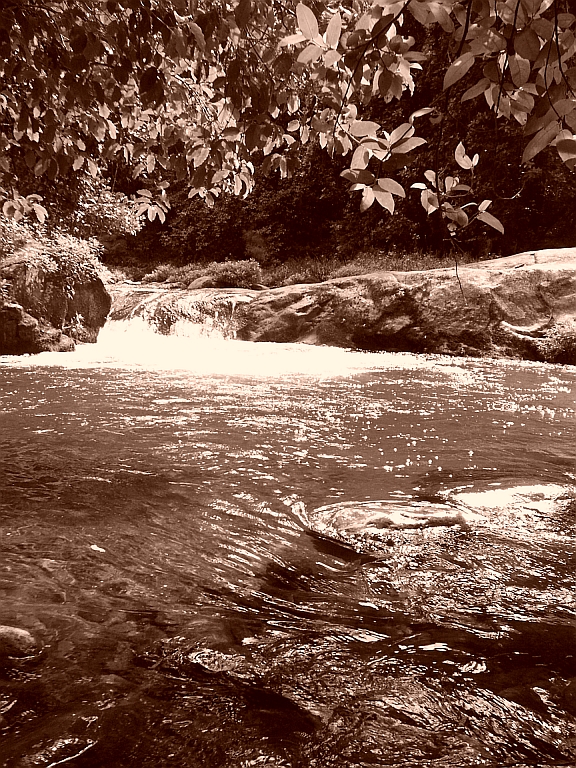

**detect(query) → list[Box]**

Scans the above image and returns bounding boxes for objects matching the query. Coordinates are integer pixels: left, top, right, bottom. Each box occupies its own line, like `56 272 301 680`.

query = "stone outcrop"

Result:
236 248 576 363
0 254 111 355
108 248 576 365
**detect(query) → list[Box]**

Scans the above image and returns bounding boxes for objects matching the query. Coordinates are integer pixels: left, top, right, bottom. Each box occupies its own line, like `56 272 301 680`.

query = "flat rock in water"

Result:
309 499 478 552
0 625 38 657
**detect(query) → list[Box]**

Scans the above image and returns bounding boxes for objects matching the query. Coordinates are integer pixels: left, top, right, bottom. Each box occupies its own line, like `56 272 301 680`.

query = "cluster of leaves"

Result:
1 190 47 223
412 142 504 237
0 215 103 298
1 0 576 245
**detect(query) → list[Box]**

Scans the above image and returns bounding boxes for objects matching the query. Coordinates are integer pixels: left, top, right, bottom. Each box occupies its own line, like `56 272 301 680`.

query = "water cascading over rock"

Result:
108 283 261 339
108 249 576 365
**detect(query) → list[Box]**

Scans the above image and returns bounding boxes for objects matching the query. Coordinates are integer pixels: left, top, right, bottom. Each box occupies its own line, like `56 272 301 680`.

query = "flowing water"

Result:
1 305 576 768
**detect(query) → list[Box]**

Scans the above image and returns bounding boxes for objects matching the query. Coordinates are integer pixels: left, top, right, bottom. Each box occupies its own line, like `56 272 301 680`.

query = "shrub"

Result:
142 259 263 289
209 260 263 288
0 215 105 294
141 263 177 283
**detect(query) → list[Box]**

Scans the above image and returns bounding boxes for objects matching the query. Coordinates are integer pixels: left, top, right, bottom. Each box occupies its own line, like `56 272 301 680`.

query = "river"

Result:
1 311 576 767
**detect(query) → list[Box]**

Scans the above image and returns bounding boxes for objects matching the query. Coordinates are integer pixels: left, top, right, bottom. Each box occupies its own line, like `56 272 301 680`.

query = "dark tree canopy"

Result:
1 0 575 239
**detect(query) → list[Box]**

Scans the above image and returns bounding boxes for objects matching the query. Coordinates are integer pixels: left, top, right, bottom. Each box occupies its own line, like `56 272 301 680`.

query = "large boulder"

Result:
0 303 75 354
0 254 111 354
236 248 576 363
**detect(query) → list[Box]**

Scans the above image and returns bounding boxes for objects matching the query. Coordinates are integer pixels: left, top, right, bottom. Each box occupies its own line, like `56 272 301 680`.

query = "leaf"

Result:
341 169 358 182
461 78 490 102
479 199 492 212
552 99 576 118
342 169 375 184
87 159 98 178
279 33 307 47
508 55 531 88
140 67 158 94
297 43 323 64
444 207 468 227
360 186 375 212
389 123 414 145
391 137 426 153
428 1 453 32
193 146 211 168
556 138 576 164
2 200 16 217
235 0 252 29
477 211 504 233
514 27 541 61
377 178 405 197
32 203 48 223
70 25 88 54
409 107 434 122
454 141 472 169
324 50 341 67
373 188 395 213
349 121 380 137
73 156 84 171
325 11 342 49
443 52 475 90
189 22 206 49
137 189 153 198
350 145 372 169
421 189 439 213
296 3 319 41
522 120 559 163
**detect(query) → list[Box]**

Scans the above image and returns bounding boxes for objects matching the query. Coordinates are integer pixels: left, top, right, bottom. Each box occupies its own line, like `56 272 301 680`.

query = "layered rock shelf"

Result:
236 248 576 363
111 248 576 364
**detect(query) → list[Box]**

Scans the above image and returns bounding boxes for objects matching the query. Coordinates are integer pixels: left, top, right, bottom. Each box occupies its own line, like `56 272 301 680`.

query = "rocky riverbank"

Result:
111 248 576 364
0 254 111 355
236 248 576 363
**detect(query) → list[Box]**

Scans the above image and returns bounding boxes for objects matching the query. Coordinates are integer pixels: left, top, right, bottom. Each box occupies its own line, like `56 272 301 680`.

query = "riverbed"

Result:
1 320 575 767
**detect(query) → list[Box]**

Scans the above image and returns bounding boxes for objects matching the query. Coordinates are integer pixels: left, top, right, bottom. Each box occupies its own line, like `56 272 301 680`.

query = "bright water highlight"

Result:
1 317 575 767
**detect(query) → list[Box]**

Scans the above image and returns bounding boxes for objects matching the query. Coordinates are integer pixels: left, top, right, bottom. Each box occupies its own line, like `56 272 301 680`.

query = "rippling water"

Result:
1 319 576 767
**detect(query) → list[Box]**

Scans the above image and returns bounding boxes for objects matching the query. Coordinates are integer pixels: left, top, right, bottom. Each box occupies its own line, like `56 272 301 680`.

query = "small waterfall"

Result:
85 282 419 377
107 283 260 339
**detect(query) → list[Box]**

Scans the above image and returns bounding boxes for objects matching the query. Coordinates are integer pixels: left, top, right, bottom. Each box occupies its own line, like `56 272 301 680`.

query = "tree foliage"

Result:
1 0 576 241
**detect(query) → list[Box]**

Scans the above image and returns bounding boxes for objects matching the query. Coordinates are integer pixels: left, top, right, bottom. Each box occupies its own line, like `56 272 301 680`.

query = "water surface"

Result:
1 322 575 767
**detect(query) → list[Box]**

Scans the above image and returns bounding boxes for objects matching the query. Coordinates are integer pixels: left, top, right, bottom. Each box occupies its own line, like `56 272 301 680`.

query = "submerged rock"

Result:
308 499 477 553
0 254 111 354
0 625 38 657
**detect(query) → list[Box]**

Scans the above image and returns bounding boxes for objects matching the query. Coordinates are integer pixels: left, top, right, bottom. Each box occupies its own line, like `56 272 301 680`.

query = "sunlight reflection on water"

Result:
0 317 575 767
